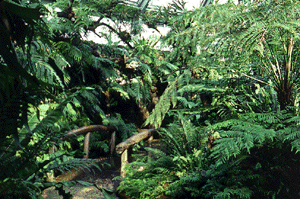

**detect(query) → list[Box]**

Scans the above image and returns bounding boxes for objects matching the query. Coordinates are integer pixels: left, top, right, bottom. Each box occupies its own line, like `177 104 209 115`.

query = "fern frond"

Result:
177 84 226 94
46 155 102 174
145 73 185 128
102 116 137 140
210 116 277 165
32 90 83 134
109 85 130 100
55 41 83 61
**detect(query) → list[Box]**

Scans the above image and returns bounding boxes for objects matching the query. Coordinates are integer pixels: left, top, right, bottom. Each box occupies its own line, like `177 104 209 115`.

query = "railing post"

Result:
147 135 153 162
120 149 128 177
47 144 56 181
109 131 116 166
83 132 91 159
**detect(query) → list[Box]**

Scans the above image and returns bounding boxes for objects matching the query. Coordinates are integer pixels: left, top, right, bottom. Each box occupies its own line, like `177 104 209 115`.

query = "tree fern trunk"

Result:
276 84 294 110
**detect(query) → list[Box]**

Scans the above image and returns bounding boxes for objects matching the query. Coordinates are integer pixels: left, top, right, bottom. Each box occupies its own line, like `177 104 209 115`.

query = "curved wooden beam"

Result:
115 128 159 154
64 125 116 137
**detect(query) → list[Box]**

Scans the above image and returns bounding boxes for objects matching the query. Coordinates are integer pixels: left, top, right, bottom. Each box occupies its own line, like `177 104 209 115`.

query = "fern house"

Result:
4 0 300 198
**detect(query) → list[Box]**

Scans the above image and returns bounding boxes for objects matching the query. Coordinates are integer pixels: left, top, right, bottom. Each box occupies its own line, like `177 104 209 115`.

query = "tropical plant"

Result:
0 0 168 198
193 0 300 110
118 0 300 198
0 1 106 197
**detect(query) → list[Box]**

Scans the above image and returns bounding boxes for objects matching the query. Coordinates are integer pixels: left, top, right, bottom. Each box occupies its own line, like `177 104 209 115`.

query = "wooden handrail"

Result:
115 128 158 154
65 125 116 137
115 128 159 177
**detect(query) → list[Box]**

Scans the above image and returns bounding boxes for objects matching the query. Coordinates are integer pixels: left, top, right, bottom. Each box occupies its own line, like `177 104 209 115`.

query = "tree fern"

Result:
145 70 195 128
196 0 300 109
102 116 137 140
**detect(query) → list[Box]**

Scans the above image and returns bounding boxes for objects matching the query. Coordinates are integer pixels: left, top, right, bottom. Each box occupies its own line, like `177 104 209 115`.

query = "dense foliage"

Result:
2 0 300 198
118 0 300 198
0 0 166 197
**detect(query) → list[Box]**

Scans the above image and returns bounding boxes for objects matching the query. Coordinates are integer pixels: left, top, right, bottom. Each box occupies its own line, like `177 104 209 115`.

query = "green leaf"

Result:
60 181 77 187
95 186 117 199
76 180 94 186
3 1 41 20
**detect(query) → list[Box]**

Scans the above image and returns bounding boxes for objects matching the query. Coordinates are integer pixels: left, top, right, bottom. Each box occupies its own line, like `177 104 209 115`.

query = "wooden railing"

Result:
50 125 158 179
64 125 116 158
116 128 158 177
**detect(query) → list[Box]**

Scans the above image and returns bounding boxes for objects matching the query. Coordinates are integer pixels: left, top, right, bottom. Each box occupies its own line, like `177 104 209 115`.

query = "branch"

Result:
97 22 133 49
223 66 275 89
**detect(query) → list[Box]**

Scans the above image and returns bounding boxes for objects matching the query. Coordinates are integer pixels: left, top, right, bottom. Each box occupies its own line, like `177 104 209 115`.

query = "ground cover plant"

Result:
118 0 300 198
